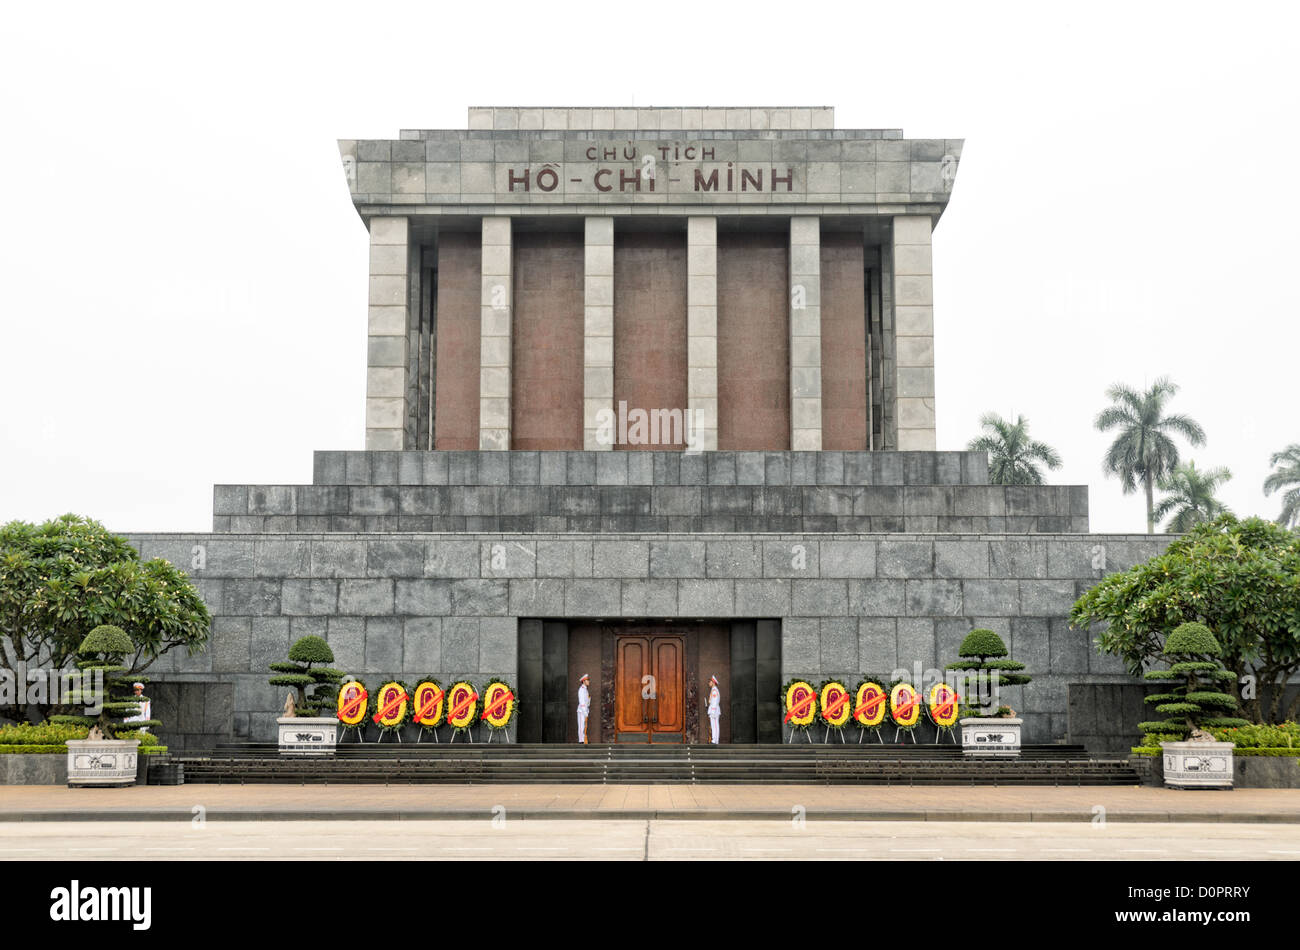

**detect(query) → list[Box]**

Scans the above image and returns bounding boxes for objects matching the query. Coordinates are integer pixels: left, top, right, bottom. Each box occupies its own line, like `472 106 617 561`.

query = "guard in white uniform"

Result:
577 673 590 744
123 682 151 734
707 674 721 744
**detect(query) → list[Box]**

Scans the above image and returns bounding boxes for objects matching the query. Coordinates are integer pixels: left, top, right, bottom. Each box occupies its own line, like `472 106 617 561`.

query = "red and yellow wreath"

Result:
819 680 852 730
371 680 410 732
783 679 817 729
336 679 368 727
446 681 479 732
853 680 888 729
890 682 921 729
411 678 445 729
480 678 516 731
928 682 960 728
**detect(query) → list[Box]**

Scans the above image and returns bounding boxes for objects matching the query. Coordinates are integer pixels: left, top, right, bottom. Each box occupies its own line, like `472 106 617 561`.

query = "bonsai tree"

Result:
944 628 1032 717
1140 622 1250 739
269 636 344 717
52 625 159 736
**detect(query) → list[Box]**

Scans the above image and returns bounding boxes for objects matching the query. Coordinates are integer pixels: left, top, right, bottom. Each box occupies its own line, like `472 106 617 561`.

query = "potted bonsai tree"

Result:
945 628 1032 757
269 635 344 755
61 625 145 787
1142 621 1248 789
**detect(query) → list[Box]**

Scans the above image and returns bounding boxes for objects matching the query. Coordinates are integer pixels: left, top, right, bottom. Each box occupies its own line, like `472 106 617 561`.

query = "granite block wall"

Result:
214 450 1083 535
130 531 1170 744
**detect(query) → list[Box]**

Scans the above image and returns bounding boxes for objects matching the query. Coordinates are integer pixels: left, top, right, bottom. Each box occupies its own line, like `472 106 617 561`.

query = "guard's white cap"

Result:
132 682 144 689
709 674 718 685
580 673 590 682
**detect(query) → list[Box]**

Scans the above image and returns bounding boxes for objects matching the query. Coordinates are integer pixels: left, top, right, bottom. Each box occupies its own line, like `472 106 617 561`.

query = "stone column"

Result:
365 215 409 450
479 216 512 451
789 216 822 450
583 217 614 450
892 215 936 450
686 216 718 451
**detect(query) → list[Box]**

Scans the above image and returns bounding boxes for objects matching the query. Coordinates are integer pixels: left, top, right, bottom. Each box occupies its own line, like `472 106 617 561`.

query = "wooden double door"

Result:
615 634 684 743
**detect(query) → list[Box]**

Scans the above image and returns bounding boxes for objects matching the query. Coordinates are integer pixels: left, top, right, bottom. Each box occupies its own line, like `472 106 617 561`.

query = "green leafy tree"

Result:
268 636 344 717
1140 622 1249 736
1153 461 1232 533
1071 515 1300 723
1263 444 1300 529
943 628 1032 716
0 514 210 723
1094 376 1206 533
966 413 1063 485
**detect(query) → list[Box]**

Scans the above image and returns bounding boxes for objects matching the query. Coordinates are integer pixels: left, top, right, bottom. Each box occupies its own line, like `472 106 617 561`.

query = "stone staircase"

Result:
176 743 1139 786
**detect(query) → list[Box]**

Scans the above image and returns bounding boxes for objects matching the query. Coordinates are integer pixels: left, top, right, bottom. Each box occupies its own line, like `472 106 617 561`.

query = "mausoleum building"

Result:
125 107 1169 751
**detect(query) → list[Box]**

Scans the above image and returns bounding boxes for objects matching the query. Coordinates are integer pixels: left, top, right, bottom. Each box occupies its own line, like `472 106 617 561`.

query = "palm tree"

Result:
1263 444 1300 528
967 413 1063 485
1095 377 1206 533
1152 461 1232 533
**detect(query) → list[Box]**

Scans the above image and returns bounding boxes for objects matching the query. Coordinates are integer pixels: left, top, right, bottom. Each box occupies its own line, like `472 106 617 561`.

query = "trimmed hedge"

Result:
0 722 166 754
0 723 88 746
118 730 168 755
1131 721 1300 756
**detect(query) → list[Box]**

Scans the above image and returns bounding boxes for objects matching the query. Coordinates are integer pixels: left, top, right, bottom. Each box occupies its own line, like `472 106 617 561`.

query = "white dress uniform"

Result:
124 685 151 734
707 677 721 744
577 678 590 743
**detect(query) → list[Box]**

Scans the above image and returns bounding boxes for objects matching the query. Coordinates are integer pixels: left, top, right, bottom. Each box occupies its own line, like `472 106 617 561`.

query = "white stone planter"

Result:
277 717 339 755
1160 740 1234 789
66 739 140 787
960 717 1022 757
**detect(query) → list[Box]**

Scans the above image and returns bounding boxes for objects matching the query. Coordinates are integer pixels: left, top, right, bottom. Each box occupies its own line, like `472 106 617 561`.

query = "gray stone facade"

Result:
130 449 1170 747
211 450 1087 535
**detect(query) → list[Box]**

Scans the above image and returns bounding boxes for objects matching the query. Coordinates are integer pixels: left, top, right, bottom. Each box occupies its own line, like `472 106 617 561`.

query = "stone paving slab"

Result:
1 785 1297 823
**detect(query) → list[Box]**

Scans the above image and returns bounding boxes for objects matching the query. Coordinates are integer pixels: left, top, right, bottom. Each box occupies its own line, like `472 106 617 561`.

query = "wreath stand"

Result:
786 725 813 744
893 725 917 744
376 726 403 743
449 726 474 744
485 725 512 744
934 724 957 744
856 725 884 744
823 725 847 743
415 724 440 743
338 724 365 745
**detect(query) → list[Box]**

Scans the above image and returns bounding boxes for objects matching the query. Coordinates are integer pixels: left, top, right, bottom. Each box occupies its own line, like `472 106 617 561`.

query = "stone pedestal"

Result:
960 717 1022 757
1161 740 1234 789
66 739 140 787
277 717 339 755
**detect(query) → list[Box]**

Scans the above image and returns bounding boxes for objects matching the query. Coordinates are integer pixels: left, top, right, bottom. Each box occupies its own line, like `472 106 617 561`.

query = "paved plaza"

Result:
2 817 1297 861
1 784 1297 824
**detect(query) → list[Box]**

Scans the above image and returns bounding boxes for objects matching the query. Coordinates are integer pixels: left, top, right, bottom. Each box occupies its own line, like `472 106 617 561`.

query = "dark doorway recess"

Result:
517 619 780 743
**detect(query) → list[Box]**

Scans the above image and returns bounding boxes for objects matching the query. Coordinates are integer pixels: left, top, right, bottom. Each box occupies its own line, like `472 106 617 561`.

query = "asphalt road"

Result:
2 819 1298 860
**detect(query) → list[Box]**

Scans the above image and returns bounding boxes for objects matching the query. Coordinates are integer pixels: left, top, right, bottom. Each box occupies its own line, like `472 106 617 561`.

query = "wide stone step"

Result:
176 743 1140 785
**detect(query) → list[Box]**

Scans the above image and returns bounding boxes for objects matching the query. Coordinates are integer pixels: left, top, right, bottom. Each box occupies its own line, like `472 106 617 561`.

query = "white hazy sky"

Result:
1 1 1295 535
